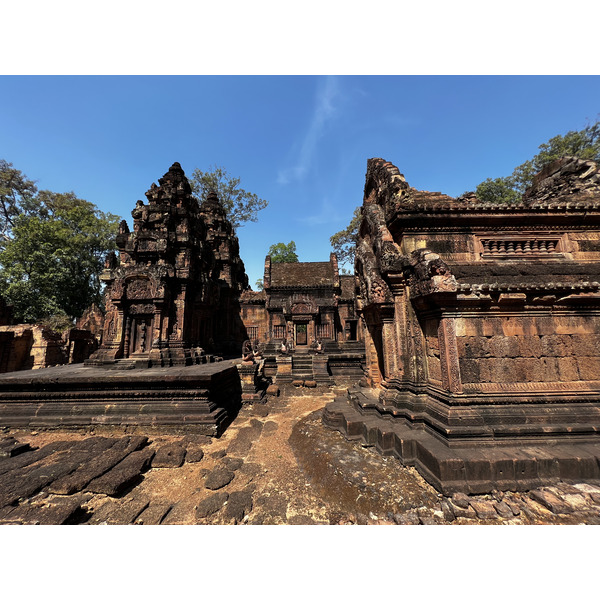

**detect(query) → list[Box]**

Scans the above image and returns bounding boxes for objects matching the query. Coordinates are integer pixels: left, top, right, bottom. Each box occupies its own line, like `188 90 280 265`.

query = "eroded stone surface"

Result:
205 467 234 491
152 444 186 468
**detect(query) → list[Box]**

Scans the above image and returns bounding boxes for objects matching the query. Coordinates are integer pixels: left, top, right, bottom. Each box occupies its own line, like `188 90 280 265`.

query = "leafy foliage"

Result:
0 160 38 249
190 165 268 230
474 177 521 204
0 162 120 323
330 206 361 269
255 278 264 291
475 120 600 203
268 241 299 263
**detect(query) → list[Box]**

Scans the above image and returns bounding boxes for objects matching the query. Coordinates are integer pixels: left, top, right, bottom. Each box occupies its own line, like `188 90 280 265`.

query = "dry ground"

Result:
2 386 600 525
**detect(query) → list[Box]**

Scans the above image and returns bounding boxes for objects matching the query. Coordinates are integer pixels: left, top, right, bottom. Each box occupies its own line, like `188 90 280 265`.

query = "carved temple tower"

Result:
88 162 249 367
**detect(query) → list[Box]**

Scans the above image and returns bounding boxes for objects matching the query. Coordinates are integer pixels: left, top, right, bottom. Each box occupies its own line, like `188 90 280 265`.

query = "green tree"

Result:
330 206 361 270
0 186 120 323
0 160 38 249
190 165 268 230
255 278 264 291
268 241 299 263
475 119 600 203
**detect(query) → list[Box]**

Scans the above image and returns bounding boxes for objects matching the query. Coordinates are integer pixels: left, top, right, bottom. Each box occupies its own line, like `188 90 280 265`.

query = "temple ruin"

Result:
324 156 600 494
240 254 365 385
88 162 248 368
2 156 600 499
0 163 248 434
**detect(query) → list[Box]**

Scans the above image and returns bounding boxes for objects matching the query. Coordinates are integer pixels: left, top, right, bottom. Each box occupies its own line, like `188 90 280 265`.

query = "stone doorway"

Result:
295 323 308 346
129 316 152 356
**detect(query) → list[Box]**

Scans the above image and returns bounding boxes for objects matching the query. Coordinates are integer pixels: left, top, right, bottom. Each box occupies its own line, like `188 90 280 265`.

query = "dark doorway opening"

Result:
295 323 307 345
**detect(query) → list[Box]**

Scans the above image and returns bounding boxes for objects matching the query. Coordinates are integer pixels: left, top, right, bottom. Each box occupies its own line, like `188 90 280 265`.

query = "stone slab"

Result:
134 503 172 525
89 497 150 524
48 436 148 495
86 447 155 496
151 444 186 468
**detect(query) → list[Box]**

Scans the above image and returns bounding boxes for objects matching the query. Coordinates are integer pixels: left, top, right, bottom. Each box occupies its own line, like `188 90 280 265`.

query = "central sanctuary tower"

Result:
88 162 249 367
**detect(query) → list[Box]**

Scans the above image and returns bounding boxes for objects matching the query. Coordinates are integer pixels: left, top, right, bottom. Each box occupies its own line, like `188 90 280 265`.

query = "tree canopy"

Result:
190 165 268 230
0 161 120 323
0 160 38 250
475 120 600 203
330 206 361 270
268 241 299 263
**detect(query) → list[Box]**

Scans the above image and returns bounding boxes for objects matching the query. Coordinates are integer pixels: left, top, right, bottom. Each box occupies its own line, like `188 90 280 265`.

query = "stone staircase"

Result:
292 355 314 380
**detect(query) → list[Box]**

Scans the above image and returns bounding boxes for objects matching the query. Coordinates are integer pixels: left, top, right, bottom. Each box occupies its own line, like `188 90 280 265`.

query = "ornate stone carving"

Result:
126 279 152 300
87 162 250 366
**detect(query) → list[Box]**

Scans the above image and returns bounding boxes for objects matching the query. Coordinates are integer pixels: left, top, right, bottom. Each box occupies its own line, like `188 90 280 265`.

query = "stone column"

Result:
438 317 462 394
123 316 131 358
380 304 399 381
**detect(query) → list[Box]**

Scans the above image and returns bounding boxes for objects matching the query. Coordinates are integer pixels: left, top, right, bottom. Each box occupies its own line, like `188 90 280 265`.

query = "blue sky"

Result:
1 75 599 287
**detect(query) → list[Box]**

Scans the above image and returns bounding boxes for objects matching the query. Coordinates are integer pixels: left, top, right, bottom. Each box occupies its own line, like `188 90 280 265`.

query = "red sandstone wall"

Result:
456 315 600 385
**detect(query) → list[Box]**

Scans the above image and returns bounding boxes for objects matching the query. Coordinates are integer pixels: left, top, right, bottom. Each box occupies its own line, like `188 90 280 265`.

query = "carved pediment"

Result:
126 278 152 300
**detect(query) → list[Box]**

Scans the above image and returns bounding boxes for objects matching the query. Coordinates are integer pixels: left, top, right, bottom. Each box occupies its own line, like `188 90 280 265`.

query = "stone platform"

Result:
0 360 243 436
323 388 600 495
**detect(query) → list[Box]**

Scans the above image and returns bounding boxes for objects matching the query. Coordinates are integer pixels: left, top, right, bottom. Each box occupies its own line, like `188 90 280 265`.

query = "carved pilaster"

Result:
123 316 131 358
381 304 399 380
438 317 462 394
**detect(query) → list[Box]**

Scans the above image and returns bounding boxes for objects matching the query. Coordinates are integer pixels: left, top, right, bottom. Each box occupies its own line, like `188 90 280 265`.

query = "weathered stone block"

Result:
89 497 150 525
540 357 560 382
481 319 504 337
135 503 172 525
488 335 520 358
529 489 573 515
86 447 155 496
151 444 186 468
576 356 600 381
470 499 499 520
185 446 204 463
516 335 543 358
224 488 254 522
205 467 234 490
458 358 480 384
571 334 600 356
541 334 573 357
196 492 229 518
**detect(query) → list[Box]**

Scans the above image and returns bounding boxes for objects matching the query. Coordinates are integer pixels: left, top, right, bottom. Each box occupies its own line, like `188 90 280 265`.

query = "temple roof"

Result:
368 156 600 217
270 262 336 288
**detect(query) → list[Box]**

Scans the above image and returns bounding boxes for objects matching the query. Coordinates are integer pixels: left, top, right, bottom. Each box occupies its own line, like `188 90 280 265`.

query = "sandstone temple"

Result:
324 156 600 493
1 157 600 496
